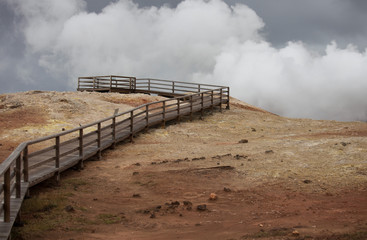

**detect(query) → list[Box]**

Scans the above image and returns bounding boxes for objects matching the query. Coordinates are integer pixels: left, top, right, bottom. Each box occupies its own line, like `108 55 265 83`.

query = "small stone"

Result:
132 172 139 175
259 223 264 227
238 139 248 143
132 194 141 198
265 150 274 154
292 230 300 236
93 198 98 201
183 201 192 210
251 128 256 132
150 213 156 218
303 179 312 184
65 205 75 212
209 193 217 200
134 163 141 166
197 204 207 211
223 187 231 192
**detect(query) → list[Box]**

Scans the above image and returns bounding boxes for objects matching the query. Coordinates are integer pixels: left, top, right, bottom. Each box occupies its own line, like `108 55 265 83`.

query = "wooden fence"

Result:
0 76 229 239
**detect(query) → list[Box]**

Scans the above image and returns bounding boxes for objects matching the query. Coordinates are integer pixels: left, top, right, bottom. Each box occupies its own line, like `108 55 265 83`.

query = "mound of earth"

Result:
1 91 366 239
0 91 165 161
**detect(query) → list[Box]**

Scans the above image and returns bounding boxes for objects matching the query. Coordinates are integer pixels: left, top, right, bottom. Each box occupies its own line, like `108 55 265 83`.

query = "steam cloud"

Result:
6 0 367 121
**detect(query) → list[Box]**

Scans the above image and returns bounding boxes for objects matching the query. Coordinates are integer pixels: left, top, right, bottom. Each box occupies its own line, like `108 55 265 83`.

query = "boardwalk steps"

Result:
0 76 229 239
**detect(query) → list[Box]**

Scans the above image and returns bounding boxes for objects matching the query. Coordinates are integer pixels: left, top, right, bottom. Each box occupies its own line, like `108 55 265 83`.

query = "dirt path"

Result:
1 93 366 239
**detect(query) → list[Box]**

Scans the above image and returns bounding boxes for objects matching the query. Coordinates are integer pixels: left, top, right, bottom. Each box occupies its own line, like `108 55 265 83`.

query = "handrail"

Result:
0 76 229 239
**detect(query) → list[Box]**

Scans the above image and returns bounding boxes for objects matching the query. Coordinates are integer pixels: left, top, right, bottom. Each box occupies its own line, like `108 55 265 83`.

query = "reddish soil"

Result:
0 107 47 160
0 92 365 239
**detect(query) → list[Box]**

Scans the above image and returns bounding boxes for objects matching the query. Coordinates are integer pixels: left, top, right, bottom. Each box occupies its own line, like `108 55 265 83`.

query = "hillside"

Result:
1 91 366 239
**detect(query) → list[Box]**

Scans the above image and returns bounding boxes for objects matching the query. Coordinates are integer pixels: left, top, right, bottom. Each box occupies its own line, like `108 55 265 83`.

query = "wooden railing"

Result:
0 76 229 239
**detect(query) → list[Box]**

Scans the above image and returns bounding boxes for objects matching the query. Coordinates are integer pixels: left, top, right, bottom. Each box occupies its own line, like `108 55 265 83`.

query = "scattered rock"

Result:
292 230 300 236
174 158 189 163
64 205 75 212
165 201 180 209
251 128 256 132
223 187 231 192
340 142 351 147
209 193 218 200
7 101 23 109
238 139 248 143
134 163 141 166
197 204 207 211
234 154 246 159
265 150 274 154
183 201 192 210
259 223 264 227
93 198 98 201
192 157 206 161
303 179 312 184
132 194 141 198
132 172 139 175
212 153 232 159
150 213 156 218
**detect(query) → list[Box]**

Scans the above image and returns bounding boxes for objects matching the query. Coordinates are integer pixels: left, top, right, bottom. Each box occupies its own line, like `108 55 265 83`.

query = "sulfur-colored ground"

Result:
1 92 366 239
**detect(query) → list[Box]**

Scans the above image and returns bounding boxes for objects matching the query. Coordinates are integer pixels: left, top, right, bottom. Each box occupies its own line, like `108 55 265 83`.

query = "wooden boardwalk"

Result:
0 76 229 239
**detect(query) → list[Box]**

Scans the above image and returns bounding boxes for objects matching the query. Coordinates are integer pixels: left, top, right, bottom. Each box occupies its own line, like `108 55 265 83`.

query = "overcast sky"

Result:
0 0 366 121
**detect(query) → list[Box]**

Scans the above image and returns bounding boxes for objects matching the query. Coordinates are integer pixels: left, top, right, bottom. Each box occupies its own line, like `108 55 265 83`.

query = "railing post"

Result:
162 101 166 128
78 128 84 169
110 75 112 91
112 117 116 147
16 154 21 198
55 136 60 169
145 105 149 129
4 167 11 222
172 82 175 94
93 77 96 89
133 77 137 91
148 79 151 93
211 90 214 114
200 93 204 119
97 123 101 159
177 98 180 123
190 95 193 121
219 88 223 112
23 145 29 182
130 111 134 142
55 136 60 183
226 87 230 109
79 129 84 158
77 77 80 90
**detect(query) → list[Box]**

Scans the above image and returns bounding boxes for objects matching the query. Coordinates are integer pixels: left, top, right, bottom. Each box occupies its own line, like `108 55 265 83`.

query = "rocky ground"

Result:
1 91 366 239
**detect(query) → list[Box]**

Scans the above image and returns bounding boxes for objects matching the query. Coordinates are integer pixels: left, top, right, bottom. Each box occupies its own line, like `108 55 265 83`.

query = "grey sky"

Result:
84 0 367 50
1 0 367 121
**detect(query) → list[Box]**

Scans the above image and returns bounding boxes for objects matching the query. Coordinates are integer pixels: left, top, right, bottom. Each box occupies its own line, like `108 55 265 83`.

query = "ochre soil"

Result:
1 92 366 239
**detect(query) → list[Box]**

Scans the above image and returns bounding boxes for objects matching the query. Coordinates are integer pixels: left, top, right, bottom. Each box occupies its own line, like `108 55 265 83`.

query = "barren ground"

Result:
1 91 366 240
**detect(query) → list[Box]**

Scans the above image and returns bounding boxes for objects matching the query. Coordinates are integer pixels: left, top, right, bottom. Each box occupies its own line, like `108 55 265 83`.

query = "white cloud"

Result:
8 0 367 121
